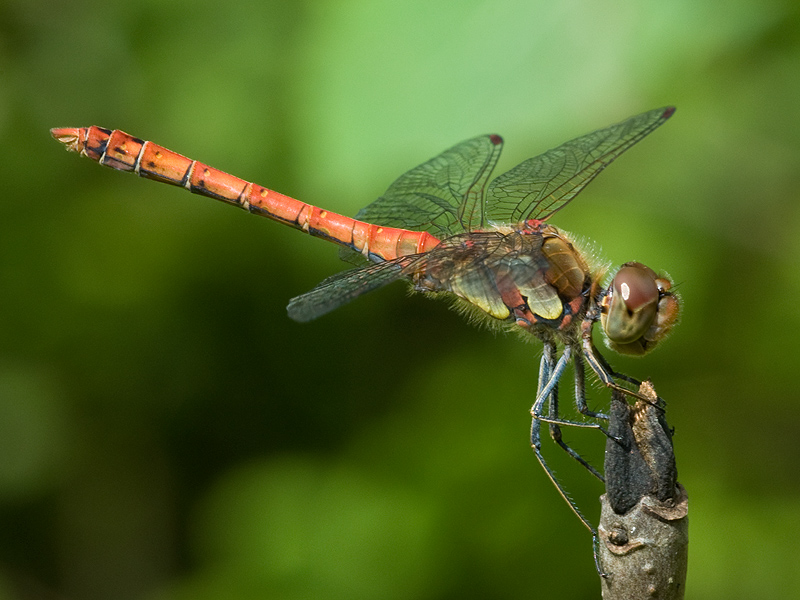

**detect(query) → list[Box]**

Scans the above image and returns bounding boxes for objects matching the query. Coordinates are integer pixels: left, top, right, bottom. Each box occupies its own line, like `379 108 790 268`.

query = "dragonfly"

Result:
51 106 679 534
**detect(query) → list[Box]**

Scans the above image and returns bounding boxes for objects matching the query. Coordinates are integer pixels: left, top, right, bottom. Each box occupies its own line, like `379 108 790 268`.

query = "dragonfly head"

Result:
600 262 680 356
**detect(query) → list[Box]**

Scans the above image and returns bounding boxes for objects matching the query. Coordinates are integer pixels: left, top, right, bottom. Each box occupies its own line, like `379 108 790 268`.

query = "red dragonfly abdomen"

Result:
50 127 440 261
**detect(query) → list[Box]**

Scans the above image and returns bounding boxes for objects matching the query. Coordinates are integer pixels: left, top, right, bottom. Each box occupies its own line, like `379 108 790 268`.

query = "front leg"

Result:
581 317 652 403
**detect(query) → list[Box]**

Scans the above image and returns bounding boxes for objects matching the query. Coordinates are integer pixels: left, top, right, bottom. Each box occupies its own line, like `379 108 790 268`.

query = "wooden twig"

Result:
598 381 688 599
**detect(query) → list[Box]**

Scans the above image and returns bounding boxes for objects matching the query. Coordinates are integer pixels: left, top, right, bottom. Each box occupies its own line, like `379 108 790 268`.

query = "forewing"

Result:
287 258 413 322
485 107 675 223
354 134 504 237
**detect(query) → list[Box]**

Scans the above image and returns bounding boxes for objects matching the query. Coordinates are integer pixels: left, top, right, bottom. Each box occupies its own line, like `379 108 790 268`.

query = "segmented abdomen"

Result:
50 126 440 261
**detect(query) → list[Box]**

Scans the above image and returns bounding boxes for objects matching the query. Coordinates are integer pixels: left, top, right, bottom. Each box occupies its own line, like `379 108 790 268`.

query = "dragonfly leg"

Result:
545 415 606 482
581 336 666 411
529 340 556 469
591 346 668 412
532 346 609 431
543 350 610 484
530 343 598 534
530 418 599 535
571 352 609 421
580 320 655 404
528 344 553 477
530 344 610 578
592 344 641 386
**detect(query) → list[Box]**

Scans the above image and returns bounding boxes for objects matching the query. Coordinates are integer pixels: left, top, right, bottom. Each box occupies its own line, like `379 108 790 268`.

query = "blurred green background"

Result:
2 0 799 598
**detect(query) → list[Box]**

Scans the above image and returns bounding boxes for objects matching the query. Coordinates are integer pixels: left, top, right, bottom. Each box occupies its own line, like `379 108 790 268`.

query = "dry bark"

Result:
598 382 689 600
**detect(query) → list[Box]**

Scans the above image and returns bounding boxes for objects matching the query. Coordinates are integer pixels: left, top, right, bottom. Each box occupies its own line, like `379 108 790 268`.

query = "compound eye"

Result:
614 263 660 314
602 262 659 346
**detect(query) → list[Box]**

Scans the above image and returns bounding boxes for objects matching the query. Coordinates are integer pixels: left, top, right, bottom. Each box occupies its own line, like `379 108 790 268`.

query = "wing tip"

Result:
286 304 315 323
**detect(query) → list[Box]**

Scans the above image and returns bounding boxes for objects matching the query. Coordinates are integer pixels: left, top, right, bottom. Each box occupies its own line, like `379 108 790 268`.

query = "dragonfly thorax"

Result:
411 223 601 340
508 224 601 337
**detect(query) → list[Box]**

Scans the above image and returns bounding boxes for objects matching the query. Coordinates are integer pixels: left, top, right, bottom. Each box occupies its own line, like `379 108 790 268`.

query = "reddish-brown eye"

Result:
612 263 659 312
601 262 679 355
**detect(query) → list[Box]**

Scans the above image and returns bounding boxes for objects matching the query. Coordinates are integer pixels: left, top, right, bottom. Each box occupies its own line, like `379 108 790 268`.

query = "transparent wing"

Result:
485 107 675 223
354 134 504 238
287 257 416 322
291 229 556 323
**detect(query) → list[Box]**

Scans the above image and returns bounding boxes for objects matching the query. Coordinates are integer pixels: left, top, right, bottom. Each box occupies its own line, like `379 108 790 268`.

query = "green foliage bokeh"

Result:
2 0 800 598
